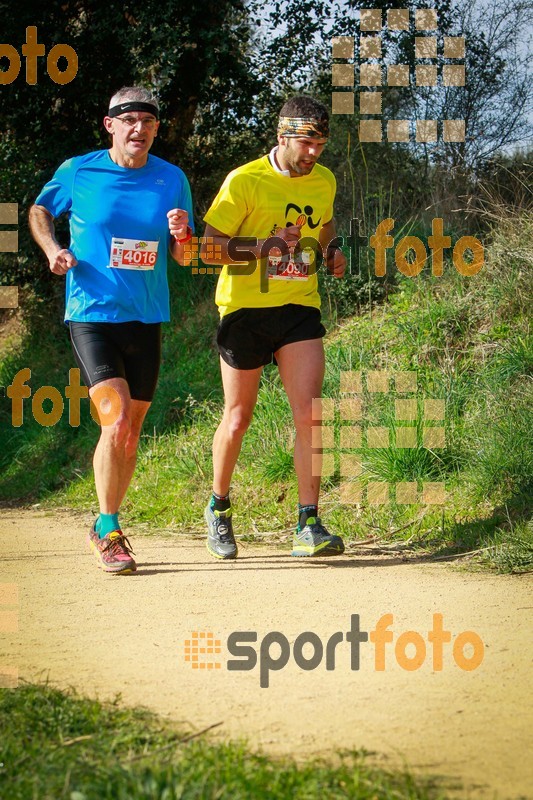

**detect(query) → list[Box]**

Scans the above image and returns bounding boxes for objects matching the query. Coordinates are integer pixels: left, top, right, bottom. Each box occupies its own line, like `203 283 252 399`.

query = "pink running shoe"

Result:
88 525 136 574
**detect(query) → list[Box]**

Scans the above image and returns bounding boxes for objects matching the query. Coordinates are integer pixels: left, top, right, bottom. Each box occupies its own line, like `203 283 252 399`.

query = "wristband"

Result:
174 226 192 245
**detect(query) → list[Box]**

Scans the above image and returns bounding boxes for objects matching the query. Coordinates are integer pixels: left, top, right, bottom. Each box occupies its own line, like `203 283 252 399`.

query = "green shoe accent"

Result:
298 504 318 531
205 504 237 560
291 518 344 557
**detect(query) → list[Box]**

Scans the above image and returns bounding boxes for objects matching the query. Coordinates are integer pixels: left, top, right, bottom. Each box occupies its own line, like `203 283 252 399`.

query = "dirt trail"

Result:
1 510 531 798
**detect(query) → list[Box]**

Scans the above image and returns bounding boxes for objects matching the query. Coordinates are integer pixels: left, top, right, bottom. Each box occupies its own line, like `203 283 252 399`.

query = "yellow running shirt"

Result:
203 154 336 317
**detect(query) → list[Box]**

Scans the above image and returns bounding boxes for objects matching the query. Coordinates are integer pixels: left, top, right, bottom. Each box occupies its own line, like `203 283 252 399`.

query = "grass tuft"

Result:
0 683 447 800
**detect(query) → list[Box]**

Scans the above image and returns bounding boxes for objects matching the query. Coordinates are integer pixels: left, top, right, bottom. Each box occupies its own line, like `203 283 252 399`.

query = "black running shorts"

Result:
216 304 326 370
69 321 162 402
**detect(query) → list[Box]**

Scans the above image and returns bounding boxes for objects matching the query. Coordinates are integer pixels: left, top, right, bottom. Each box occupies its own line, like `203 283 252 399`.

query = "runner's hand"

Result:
50 248 77 275
167 208 189 241
274 225 301 251
326 248 346 278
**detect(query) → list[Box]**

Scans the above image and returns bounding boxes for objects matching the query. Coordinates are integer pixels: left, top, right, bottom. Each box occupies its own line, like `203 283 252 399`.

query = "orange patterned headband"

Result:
277 116 329 139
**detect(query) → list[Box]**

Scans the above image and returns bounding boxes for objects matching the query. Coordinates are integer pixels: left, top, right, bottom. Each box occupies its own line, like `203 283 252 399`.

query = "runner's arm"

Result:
28 204 77 275
167 208 195 266
319 218 346 278
200 223 301 265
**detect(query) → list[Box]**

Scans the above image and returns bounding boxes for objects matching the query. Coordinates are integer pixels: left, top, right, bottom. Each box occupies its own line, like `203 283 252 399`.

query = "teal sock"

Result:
96 513 120 539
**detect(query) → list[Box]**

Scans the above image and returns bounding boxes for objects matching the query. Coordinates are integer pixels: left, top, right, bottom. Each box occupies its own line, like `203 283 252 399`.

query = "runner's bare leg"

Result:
275 338 325 505
90 377 150 514
212 358 263 495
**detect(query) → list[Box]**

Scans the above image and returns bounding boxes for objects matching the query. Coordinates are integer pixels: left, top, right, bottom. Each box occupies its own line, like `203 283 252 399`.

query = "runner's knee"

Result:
292 403 314 432
225 406 254 438
100 411 131 447
124 423 143 459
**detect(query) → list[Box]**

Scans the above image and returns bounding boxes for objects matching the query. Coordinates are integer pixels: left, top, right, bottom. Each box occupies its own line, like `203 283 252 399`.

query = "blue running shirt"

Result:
35 150 194 323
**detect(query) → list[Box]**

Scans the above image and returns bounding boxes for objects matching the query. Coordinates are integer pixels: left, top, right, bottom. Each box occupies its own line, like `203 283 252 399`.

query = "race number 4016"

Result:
122 249 157 267
109 237 159 270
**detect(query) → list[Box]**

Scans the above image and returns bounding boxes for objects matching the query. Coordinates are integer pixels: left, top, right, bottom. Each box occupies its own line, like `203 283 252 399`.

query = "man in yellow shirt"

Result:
201 95 346 560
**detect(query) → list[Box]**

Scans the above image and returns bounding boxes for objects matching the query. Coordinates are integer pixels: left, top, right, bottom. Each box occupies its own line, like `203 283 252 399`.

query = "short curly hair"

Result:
279 95 329 122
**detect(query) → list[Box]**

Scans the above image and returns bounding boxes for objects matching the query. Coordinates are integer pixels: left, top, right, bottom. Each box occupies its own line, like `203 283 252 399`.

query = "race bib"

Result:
267 249 312 280
109 237 159 270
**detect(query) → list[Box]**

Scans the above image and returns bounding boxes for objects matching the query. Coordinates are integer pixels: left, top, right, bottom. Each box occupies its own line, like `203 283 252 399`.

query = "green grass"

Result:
0 213 531 572
483 520 533 573
0 683 446 800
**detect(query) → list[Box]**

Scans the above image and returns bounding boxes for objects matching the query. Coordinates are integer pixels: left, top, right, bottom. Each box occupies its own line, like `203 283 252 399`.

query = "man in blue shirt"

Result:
29 86 194 574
